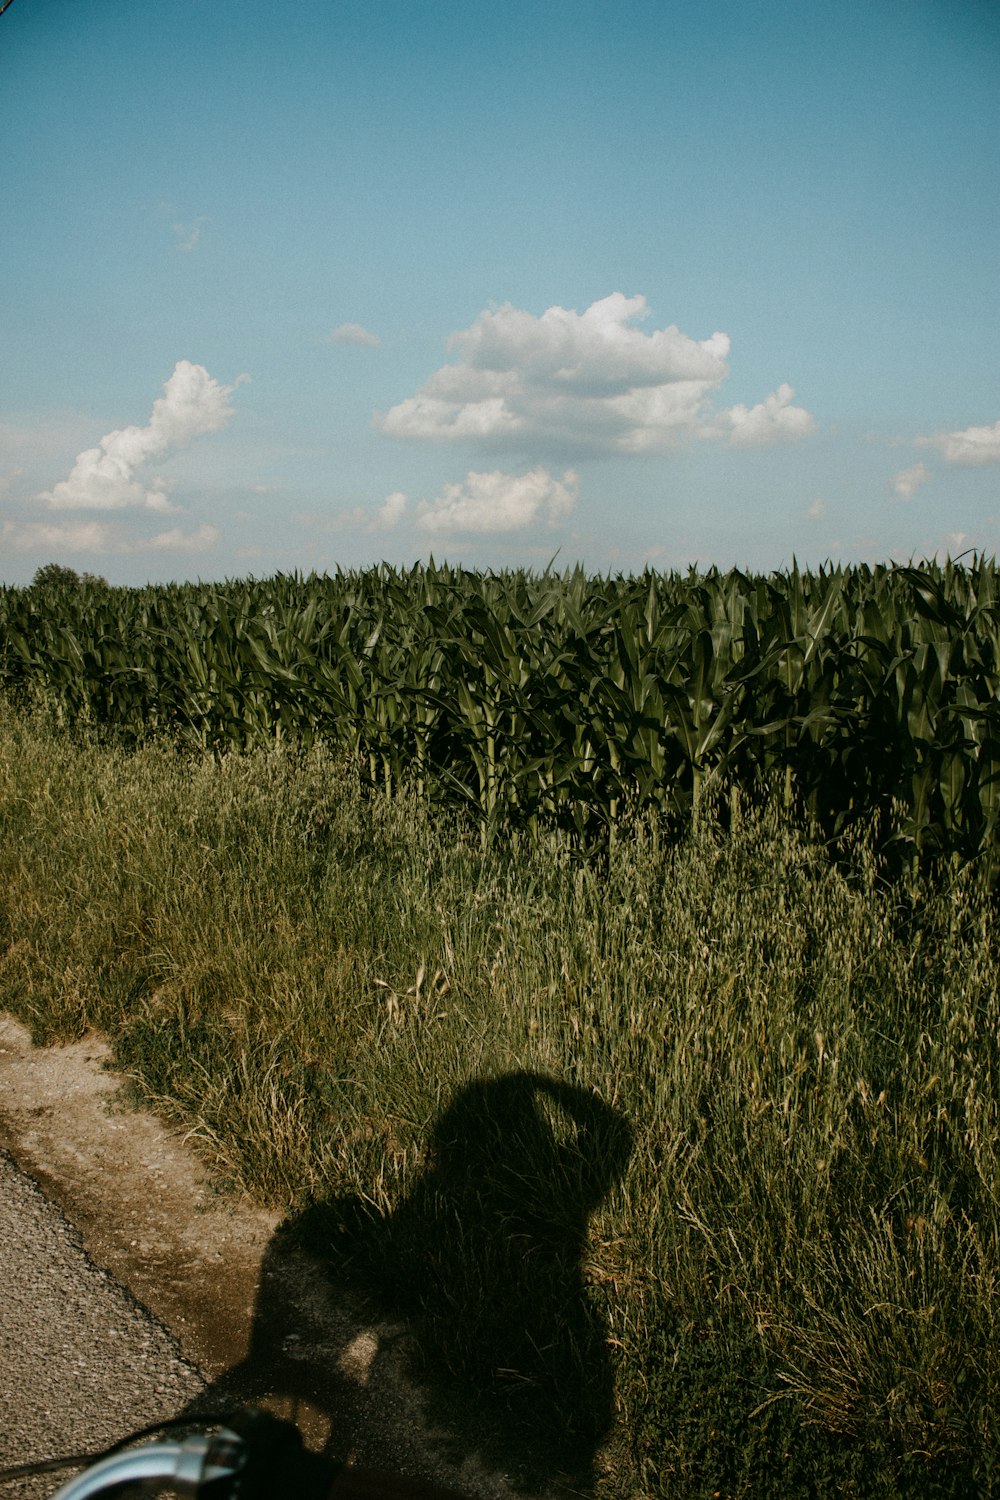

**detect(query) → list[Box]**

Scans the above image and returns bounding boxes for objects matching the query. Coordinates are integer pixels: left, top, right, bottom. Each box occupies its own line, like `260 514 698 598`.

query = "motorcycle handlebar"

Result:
44 1410 469 1500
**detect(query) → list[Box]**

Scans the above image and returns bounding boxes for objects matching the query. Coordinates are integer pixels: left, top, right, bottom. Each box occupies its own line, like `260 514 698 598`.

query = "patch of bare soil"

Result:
0 1014 554 1499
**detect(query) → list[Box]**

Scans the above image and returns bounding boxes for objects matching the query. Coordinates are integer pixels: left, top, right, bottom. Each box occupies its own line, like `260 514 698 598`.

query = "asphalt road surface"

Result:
0 1147 204 1499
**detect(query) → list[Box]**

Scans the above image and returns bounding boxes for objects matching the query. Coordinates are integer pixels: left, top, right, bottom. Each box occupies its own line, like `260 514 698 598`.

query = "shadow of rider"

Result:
191 1071 633 1492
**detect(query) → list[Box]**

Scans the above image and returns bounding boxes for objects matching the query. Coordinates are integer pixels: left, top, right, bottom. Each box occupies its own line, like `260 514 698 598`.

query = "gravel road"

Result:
0 1147 204 1499
0 1019 554 1500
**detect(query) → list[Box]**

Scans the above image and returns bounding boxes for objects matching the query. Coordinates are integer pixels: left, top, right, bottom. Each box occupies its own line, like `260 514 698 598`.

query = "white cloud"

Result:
377 294 812 456
1 518 125 554
448 293 729 391
416 467 579 535
712 382 816 447
890 460 931 501
917 418 1000 466
328 322 382 348
295 490 407 533
807 497 826 519
146 523 221 553
36 362 247 511
376 490 407 528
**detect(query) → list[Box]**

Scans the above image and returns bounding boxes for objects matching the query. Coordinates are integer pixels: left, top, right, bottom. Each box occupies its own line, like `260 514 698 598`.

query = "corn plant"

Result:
3 557 1000 877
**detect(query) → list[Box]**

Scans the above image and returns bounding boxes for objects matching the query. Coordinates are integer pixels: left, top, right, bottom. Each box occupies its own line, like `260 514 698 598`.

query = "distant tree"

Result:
32 563 81 588
31 564 109 589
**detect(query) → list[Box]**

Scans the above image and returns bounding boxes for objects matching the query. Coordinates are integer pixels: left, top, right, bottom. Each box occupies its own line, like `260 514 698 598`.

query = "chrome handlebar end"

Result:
49 1429 246 1499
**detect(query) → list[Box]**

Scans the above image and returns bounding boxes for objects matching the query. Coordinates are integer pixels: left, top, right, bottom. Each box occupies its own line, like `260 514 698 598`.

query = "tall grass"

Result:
1 711 997 1495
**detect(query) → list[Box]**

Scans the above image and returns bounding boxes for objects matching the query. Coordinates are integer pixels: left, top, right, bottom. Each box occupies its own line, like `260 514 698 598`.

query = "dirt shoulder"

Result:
0 1014 540 1498
0 1015 278 1387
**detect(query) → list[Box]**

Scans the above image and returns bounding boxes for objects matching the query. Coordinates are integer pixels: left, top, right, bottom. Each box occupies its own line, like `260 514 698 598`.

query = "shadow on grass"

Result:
187 1071 633 1494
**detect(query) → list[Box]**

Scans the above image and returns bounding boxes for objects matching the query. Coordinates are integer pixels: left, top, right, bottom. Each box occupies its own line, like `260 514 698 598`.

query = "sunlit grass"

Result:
1 711 996 1495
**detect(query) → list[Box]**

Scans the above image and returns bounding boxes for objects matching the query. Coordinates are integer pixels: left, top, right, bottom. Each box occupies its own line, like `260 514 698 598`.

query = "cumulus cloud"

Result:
295 490 407 534
377 293 812 456
293 468 569 540
807 497 826 519
890 460 931 500
416 467 579 535
376 490 407 528
328 322 382 348
36 361 247 512
712 382 816 447
917 417 1000 466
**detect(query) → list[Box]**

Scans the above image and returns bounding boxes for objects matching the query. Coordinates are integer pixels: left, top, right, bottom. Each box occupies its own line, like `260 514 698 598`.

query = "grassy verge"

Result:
1 710 997 1496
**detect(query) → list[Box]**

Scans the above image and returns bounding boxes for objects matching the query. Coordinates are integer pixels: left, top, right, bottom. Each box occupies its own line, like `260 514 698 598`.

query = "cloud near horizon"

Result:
377 490 407 527
295 489 408 535
890 460 931 500
328 322 382 348
416 467 579 534
36 361 247 512
916 417 1000 466
377 293 813 456
1 517 221 556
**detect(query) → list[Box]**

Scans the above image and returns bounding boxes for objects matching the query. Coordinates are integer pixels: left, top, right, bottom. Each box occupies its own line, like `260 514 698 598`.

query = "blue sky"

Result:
2 0 998 583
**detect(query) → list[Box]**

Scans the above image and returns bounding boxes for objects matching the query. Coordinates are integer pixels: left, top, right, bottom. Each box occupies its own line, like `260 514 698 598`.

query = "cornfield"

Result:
3 557 1000 871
